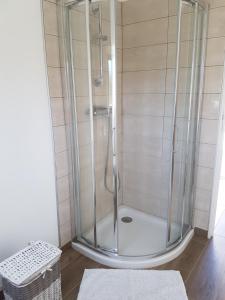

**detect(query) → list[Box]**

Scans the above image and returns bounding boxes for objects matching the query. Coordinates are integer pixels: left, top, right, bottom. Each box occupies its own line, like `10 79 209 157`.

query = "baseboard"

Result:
194 227 208 238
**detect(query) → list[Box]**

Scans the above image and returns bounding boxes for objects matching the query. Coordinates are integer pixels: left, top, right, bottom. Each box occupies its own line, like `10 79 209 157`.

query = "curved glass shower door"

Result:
62 0 207 258
64 0 119 253
167 0 206 246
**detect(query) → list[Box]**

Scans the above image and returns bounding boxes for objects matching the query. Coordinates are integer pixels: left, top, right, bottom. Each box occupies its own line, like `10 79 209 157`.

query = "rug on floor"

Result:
77 269 188 300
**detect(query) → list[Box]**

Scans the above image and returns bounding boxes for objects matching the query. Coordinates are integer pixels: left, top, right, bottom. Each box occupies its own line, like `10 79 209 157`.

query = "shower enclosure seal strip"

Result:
64 6 82 237
85 0 97 248
110 0 119 253
192 5 209 228
167 0 182 244
180 2 199 239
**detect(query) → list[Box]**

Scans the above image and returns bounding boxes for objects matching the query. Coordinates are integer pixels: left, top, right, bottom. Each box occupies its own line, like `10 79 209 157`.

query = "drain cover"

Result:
121 216 133 223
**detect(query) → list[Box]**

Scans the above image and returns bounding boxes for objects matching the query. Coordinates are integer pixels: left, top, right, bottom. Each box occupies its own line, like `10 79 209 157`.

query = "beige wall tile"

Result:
123 187 168 218
210 0 225 8
203 66 224 93
166 69 192 93
167 41 192 68
165 69 175 93
43 1 58 36
48 67 63 97
74 70 89 97
99 1 122 25
53 125 67 153
163 116 187 142
200 119 219 144
59 221 72 246
193 209 209 230
57 176 70 203
123 44 167 71
206 37 225 66
79 145 92 170
169 0 177 16
45 34 60 67
122 0 168 25
195 188 212 212
198 143 216 168
164 94 186 118
123 156 170 211
123 70 166 94
116 25 123 49
76 97 90 123
58 199 71 226
79 187 94 232
123 115 164 140
208 7 225 38
123 18 168 48
51 98 65 126
77 122 91 146
72 40 88 69
123 94 164 116
123 134 163 158
196 166 214 191
70 9 86 41
201 93 220 119
168 13 194 43
55 151 69 178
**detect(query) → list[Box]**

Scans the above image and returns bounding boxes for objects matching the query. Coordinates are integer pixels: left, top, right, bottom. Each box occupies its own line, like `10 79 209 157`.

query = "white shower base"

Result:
73 205 194 269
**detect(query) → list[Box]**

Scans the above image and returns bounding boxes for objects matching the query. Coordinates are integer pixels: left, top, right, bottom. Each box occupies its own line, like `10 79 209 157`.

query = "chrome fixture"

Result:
92 4 108 87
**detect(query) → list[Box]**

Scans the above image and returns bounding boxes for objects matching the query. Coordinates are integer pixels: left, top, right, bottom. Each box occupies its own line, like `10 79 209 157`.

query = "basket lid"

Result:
0 241 62 286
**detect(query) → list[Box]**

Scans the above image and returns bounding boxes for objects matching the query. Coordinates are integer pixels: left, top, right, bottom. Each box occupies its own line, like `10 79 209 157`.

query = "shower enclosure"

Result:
59 0 208 267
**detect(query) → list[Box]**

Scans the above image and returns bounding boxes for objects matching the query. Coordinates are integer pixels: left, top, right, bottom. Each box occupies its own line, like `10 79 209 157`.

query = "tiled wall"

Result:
193 1 225 230
43 0 72 246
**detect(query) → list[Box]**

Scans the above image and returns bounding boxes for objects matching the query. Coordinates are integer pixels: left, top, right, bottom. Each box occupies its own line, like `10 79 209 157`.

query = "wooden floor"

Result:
61 214 225 300
1 216 225 300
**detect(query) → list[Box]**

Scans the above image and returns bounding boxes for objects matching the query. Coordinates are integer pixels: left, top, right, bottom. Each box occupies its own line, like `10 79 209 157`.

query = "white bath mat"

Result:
77 269 188 300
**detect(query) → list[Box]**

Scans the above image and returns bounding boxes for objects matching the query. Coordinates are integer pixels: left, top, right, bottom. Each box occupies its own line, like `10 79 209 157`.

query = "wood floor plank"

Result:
61 255 102 298
63 286 80 300
155 238 207 281
186 235 225 300
61 247 81 271
0 291 4 300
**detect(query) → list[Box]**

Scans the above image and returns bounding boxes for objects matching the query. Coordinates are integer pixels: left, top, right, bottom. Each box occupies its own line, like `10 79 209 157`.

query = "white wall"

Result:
0 0 59 267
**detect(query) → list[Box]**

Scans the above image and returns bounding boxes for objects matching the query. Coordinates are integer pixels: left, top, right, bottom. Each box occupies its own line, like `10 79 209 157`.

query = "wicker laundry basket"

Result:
0 241 62 300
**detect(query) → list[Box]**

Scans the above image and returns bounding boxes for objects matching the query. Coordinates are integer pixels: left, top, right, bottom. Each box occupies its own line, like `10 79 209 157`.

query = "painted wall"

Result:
0 0 59 268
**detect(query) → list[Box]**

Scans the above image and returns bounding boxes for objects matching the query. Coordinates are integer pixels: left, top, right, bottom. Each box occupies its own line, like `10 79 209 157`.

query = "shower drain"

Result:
121 216 133 223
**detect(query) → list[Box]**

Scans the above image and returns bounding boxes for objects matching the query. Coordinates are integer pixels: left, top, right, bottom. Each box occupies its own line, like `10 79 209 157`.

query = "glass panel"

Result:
67 3 95 244
182 5 205 235
118 0 171 256
89 0 117 252
168 1 205 244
